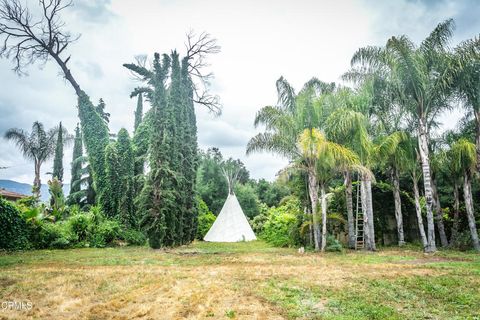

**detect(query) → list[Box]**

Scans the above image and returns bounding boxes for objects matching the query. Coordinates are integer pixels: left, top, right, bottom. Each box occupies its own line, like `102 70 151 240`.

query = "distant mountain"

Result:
0 179 70 202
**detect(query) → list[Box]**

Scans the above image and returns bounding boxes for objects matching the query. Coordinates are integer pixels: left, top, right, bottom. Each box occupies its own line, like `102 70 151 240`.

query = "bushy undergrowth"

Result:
196 198 216 239
0 198 146 250
261 197 302 247
0 198 30 250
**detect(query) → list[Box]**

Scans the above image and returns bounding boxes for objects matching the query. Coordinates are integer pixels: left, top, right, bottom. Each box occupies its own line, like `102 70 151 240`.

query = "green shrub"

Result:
262 197 301 247
96 220 122 245
196 198 216 239
121 229 147 246
251 203 269 234
38 222 74 249
0 198 30 250
325 235 343 252
67 213 92 242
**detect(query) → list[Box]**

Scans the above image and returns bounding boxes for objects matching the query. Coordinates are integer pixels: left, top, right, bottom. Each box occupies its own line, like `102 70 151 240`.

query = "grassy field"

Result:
0 241 479 320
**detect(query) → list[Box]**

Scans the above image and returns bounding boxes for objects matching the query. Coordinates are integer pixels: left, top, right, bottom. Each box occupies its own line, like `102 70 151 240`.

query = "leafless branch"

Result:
0 0 81 94
185 30 222 114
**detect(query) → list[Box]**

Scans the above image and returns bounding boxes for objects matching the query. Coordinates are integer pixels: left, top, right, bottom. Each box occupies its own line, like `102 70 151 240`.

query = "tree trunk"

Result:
361 175 376 251
412 173 428 249
431 176 449 247
474 109 480 173
463 173 480 251
344 171 356 248
417 119 437 253
391 167 405 246
450 182 460 247
33 160 41 198
320 184 327 252
365 177 376 251
308 171 321 251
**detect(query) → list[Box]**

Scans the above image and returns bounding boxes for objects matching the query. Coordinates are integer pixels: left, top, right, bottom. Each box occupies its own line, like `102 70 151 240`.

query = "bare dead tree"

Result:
0 0 82 95
185 31 222 114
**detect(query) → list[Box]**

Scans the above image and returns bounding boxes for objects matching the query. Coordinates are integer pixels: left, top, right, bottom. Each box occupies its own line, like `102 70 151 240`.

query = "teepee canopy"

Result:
204 193 257 242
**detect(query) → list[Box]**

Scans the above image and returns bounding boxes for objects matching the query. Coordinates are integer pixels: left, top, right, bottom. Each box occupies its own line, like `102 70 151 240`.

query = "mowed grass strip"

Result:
0 241 479 319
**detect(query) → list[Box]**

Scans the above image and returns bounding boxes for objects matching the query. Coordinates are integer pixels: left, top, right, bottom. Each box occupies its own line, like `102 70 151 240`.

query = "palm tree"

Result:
247 77 335 251
322 87 369 248
325 103 377 251
375 131 409 246
297 128 361 251
454 37 480 171
450 139 480 251
4 121 58 197
437 140 463 247
350 20 457 252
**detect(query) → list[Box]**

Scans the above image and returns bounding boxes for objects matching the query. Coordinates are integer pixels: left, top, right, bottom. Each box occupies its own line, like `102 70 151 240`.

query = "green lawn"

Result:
0 241 479 319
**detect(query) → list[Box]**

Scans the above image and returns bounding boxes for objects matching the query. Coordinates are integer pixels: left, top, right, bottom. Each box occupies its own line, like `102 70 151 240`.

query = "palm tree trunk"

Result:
412 173 428 249
320 184 327 252
391 167 405 246
361 175 376 251
307 170 321 251
463 172 480 251
417 119 437 253
344 171 355 248
33 160 41 198
431 176 448 247
365 177 376 251
360 179 368 248
450 182 460 247
474 109 480 173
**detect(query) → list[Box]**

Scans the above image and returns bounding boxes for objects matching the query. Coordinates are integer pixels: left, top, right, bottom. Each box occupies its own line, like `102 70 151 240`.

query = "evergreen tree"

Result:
68 124 83 204
132 53 172 248
132 110 152 196
52 122 65 182
104 142 121 218
116 128 136 228
95 98 110 124
163 51 183 245
181 56 199 242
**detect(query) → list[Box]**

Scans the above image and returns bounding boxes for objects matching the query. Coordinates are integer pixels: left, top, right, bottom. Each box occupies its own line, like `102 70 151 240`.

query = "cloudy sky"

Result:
0 0 478 185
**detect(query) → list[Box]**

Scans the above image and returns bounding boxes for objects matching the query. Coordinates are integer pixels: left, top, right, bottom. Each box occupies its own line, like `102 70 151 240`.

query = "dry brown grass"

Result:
0 242 478 319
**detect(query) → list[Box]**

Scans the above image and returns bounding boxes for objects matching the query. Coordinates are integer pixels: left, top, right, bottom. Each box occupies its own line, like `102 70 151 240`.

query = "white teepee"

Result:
203 167 256 242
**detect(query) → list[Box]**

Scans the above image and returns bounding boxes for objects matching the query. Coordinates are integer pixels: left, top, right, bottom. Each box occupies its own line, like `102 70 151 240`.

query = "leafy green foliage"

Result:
196 198 216 239
262 197 302 247
47 178 66 220
234 183 260 219
0 198 30 250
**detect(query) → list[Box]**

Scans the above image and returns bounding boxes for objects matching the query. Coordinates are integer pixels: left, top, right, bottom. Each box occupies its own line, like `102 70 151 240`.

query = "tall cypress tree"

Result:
69 124 83 204
104 142 121 218
133 93 143 132
165 51 184 245
116 128 135 227
52 122 64 182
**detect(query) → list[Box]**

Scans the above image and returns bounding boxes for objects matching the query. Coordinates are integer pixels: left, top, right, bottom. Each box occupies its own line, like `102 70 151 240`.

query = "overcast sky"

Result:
0 0 479 185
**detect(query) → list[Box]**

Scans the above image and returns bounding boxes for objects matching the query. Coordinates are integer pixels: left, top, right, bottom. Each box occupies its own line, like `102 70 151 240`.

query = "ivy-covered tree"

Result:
116 129 136 228
0 0 111 212
130 53 171 248
104 142 121 218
